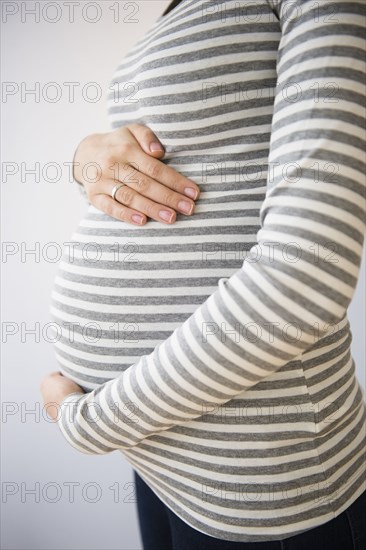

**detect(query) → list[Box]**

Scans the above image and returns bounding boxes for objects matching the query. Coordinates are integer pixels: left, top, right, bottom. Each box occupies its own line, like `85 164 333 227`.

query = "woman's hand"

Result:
73 123 200 225
40 371 85 421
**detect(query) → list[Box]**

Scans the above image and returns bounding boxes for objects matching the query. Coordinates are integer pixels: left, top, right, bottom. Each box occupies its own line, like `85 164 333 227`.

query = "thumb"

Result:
126 123 165 158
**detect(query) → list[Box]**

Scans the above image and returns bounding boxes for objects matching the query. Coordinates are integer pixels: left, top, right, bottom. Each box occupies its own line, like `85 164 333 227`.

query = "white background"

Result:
1 1 365 549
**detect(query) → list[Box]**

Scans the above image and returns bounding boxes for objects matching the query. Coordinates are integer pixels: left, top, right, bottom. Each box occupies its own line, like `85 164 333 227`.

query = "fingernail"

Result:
150 142 164 152
159 210 174 222
184 187 198 199
132 214 145 224
178 200 194 214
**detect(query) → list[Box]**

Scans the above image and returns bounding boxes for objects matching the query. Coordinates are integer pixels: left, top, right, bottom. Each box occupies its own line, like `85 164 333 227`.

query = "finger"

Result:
108 180 178 224
88 175 180 223
126 123 165 158
86 177 149 225
129 147 200 200
112 163 196 217
92 192 148 226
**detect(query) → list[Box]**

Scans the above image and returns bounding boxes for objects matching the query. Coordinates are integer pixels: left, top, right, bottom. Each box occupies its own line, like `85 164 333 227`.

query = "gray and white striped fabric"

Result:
51 0 366 542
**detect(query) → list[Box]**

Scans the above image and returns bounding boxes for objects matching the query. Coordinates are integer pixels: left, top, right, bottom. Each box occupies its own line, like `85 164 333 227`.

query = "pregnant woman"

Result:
41 0 366 548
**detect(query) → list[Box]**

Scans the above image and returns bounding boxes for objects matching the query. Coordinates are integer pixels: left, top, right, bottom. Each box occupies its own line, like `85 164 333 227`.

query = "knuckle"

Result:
117 206 127 220
147 161 161 181
169 180 180 193
143 202 156 217
120 141 134 157
119 187 134 206
162 191 175 207
135 176 149 194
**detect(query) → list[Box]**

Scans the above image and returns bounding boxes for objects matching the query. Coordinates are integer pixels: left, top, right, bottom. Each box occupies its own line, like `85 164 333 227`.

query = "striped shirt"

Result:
51 0 366 542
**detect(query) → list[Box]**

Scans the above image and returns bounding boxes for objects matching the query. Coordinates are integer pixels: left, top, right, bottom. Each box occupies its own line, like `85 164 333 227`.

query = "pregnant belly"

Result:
50 192 261 392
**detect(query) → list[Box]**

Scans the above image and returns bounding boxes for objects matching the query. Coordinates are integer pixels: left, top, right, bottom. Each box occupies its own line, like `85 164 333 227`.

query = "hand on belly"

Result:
40 371 85 421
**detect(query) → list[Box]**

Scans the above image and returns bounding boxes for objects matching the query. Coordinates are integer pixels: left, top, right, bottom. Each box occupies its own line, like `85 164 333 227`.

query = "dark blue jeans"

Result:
133 471 366 550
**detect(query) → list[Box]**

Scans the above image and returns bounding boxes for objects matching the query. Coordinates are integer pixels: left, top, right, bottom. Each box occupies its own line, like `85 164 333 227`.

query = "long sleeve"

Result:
57 0 366 455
